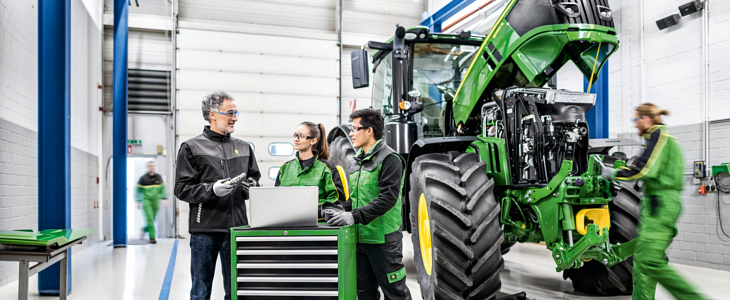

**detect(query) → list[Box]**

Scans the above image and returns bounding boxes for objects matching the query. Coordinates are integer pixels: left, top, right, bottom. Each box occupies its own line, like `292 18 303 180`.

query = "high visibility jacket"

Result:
136 173 167 202
276 153 345 206
614 124 684 195
348 139 405 244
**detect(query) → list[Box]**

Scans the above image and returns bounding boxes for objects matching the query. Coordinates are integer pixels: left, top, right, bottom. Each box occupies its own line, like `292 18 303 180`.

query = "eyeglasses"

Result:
632 117 641 122
216 111 239 118
293 133 314 140
352 125 367 132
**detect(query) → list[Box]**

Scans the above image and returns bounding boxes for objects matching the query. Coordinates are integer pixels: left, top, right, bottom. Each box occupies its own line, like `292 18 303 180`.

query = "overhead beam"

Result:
421 0 476 32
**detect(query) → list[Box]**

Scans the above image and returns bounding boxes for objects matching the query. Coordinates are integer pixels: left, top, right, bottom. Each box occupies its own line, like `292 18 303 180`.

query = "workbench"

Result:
0 229 95 300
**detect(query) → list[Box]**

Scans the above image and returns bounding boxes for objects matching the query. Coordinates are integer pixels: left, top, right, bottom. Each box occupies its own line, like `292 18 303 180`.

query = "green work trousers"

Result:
632 190 705 300
142 197 160 239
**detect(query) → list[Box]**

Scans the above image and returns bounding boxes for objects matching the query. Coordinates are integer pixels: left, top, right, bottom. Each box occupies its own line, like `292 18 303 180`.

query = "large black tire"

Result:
328 136 356 175
410 152 504 300
563 155 642 295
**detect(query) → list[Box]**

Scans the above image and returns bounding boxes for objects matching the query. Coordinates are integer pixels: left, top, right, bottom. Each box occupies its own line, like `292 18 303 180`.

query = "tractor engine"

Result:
485 88 596 185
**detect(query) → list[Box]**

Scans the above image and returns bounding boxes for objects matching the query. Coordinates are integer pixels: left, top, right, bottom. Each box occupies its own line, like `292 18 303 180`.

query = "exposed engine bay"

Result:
483 88 596 185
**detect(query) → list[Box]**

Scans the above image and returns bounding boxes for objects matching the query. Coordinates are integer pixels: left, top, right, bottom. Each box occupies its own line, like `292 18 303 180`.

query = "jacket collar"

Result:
203 126 231 143
355 139 385 162
641 124 665 139
295 151 318 169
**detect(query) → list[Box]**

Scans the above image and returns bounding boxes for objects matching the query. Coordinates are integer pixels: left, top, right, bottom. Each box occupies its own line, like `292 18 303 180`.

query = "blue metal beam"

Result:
38 0 72 295
585 63 609 139
113 0 129 247
421 0 476 32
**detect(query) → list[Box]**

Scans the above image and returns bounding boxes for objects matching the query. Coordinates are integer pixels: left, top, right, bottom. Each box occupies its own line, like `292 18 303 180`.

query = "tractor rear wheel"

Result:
409 152 504 300
328 136 356 175
563 155 642 295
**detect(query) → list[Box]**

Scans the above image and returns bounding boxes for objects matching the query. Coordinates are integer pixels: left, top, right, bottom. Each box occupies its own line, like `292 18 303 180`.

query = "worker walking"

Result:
175 91 261 300
602 103 706 300
328 109 411 300
136 161 167 244
275 121 346 220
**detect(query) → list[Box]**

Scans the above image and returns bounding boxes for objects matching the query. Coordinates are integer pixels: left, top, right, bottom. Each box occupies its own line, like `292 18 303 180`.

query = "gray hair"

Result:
201 91 233 123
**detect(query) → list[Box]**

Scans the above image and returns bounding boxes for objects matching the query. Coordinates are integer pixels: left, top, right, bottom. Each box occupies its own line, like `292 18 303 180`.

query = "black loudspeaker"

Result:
656 14 681 30
679 1 703 16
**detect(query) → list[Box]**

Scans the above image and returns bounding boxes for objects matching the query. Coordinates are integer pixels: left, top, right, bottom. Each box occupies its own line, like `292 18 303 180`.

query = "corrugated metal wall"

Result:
342 0 424 46
103 0 172 17
175 29 339 186
102 28 173 111
179 0 336 32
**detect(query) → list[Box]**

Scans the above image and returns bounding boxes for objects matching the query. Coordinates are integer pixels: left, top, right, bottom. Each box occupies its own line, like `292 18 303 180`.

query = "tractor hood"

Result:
452 0 619 126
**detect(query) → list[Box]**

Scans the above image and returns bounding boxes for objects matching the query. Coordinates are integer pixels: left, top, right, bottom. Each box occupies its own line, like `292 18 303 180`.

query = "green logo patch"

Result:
234 149 240 155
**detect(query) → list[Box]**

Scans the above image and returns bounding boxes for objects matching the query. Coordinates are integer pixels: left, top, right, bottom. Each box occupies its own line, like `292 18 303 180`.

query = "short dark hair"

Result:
349 108 384 140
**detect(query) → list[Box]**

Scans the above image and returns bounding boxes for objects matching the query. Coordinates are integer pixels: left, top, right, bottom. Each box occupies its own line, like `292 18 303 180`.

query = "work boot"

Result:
150 238 157 244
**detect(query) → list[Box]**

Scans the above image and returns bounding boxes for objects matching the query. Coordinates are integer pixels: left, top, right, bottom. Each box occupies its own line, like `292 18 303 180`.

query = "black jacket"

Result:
174 126 261 233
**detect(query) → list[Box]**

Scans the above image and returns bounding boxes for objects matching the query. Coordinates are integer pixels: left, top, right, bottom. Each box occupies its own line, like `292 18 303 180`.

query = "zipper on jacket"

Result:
354 162 363 209
221 141 233 229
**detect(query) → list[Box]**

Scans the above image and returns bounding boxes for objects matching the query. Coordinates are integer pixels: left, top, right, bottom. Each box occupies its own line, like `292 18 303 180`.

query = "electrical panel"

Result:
694 161 706 178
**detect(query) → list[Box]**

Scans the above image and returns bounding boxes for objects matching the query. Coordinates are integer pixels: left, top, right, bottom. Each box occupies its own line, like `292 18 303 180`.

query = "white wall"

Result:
0 0 103 288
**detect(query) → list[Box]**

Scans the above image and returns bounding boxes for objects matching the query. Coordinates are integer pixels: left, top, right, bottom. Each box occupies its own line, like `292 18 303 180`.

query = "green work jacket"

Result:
614 124 684 194
348 139 405 244
136 173 167 202
276 154 344 205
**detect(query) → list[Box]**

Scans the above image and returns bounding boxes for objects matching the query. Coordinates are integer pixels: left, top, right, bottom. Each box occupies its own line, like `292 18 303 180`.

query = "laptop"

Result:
248 186 319 228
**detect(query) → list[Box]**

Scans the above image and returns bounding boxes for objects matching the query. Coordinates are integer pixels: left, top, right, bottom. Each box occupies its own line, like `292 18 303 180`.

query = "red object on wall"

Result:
127 145 132 154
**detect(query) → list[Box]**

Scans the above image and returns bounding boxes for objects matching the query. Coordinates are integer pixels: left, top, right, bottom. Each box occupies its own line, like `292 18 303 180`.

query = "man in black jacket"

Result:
175 91 261 300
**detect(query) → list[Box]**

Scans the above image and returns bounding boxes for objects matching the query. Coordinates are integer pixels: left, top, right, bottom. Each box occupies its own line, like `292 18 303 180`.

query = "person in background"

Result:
602 103 706 300
175 91 261 300
328 108 411 300
275 121 345 220
136 161 167 244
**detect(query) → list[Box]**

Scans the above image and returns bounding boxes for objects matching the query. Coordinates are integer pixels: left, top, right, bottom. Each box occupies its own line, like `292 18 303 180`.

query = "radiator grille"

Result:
128 69 171 112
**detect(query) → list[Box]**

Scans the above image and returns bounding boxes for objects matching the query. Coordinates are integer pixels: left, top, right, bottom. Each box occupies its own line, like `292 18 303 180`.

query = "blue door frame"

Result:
113 0 130 247
38 0 72 295
584 63 609 139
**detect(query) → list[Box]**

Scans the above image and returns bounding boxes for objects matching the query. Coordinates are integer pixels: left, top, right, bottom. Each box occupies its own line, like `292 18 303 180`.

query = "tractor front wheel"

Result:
410 152 504 300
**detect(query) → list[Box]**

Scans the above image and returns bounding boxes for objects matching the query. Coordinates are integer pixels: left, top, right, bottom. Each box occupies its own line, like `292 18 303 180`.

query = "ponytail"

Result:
636 103 669 124
316 123 330 160
299 121 330 160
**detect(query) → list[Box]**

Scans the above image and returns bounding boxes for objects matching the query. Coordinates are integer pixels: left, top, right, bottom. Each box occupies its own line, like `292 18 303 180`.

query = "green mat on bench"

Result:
0 229 97 247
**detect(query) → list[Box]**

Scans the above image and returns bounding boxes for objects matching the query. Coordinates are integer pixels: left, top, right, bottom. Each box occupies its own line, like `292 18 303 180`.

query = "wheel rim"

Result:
418 193 433 275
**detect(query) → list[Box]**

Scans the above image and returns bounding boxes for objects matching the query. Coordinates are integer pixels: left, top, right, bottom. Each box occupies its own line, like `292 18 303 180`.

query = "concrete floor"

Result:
0 234 727 299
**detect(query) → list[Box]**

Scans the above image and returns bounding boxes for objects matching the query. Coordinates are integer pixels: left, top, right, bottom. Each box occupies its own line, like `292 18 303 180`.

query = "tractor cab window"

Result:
371 52 393 115
412 43 477 138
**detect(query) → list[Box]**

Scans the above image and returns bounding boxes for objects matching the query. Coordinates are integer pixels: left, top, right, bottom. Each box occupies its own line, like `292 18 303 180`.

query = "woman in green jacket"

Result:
603 103 705 300
276 122 346 219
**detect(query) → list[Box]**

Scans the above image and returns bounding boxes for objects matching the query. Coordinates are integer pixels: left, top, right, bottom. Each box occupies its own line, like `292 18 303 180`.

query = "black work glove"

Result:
240 177 257 199
649 195 660 216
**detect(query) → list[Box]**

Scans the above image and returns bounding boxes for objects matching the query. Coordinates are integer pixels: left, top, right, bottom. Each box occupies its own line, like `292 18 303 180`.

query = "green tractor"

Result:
328 0 641 298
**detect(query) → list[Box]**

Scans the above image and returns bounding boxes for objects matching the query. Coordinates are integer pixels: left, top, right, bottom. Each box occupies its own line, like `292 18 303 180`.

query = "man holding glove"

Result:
175 91 261 300
328 108 411 300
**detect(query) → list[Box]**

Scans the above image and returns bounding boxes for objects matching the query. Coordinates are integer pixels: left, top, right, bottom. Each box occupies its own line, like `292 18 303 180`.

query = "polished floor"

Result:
0 234 727 299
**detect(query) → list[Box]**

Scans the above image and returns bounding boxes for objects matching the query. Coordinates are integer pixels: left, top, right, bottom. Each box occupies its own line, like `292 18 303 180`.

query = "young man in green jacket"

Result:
328 109 411 300
136 161 167 243
602 103 705 300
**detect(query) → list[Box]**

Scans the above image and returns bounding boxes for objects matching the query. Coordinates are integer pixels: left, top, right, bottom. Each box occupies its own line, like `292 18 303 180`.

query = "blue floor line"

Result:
158 239 179 300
